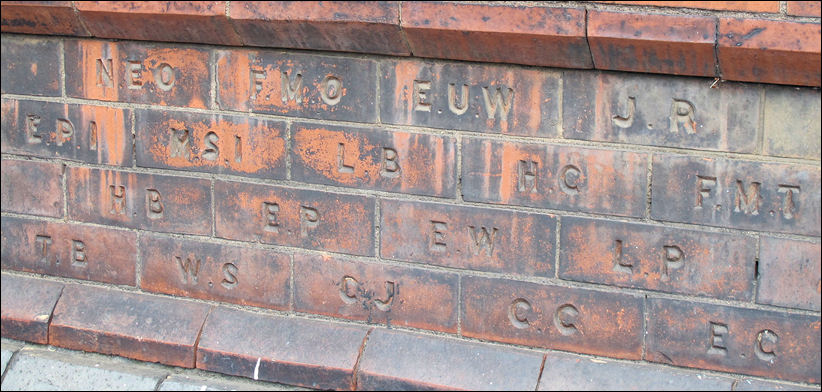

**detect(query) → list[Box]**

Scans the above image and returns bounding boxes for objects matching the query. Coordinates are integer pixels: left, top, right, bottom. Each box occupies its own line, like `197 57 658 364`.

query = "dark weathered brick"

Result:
537 351 734 390
229 1 409 56
1 99 132 165
651 154 821 236
65 39 211 108
1 216 136 286
763 85 821 160
66 167 212 235
49 285 212 368
462 138 648 217
358 328 544 390
140 233 290 310
1 273 64 344
757 237 821 311
559 217 756 301
380 58 560 136
293 253 458 332
462 276 644 360
75 1 241 46
1 1 89 36
401 3 590 69
291 122 457 197
563 71 759 153
216 47 376 122
647 298 821 383
1 159 63 218
587 11 716 77
1 35 60 96
135 109 287 178
197 306 369 390
215 180 375 256
380 199 555 277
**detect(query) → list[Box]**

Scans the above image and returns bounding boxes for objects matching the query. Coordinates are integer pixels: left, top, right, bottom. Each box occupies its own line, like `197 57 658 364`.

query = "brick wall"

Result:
1 2 820 390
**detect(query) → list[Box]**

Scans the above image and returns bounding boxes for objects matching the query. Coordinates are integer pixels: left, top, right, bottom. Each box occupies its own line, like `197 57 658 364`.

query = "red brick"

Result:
357 328 544 390
1 36 60 96
293 253 458 333
757 237 821 311
379 58 560 136
762 85 821 160
461 276 644 360
594 1 780 13
229 1 409 56
560 217 756 301
380 199 555 277
1 159 63 218
462 138 648 217
135 109 287 179
66 167 212 235
537 351 734 390
562 71 760 153
64 39 211 108
650 154 821 236
139 233 290 310
1 216 136 286
196 306 369 390
646 298 821 383
588 11 716 77
215 47 376 122
214 180 374 256
291 122 456 197
401 3 590 69
718 19 821 87
787 1 822 17
49 284 212 368
1 99 132 165
1 1 88 35
1 273 63 344
75 1 241 46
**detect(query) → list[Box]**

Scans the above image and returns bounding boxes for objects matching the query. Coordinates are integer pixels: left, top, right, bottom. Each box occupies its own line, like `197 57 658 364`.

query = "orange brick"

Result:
229 1 409 56
135 109 287 179
588 10 717 77
1 1 88 35
139 233 290 310
49 285 212 368
401 2 591 69
65 39 211 107
66 167 212 235
594 1 780 13
718 18 821 86
1 216 136 286
787 1 822 17
293 253 458 332
1 159 63 218
291 122 457 197
1 273 64 344
75 1 241 46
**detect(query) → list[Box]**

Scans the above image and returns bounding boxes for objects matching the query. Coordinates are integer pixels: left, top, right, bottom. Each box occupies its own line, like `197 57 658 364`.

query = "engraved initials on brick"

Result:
71 240 87 267
413 80 432 112
517 160 538 193
299 206 319 237
613 239 633 274
169 128 191 159
176 255 201 284
755 329 778 361
482 86 513 121
145 189 164 219
250 69 266 100
263 202 280 233
448 83 469 115
96 58 114 88
154 63 175 91
127 60 143 89
337 143 355 174
734 181 761 216
554 304 580 336
203 132 220 161
221 262 238 289
670 99 696 134
374 281 396 312
109 185 126 215
281 70 303 104
55 119 74 146
709 321 728 355
661 245 684 281
508 298 532 329
320 75 342 106
337 275 396 312
340 275 359 304
560 165 583 195
35 234 52 264
777 185 800 220
612 96 635 128
25 114 42 144
468 226 498 256
695 175 717 209
380 148 400 178
429 221 447 252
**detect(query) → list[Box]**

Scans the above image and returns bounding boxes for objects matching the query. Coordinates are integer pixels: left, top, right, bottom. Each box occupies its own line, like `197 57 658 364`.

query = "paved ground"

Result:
1 338 308 391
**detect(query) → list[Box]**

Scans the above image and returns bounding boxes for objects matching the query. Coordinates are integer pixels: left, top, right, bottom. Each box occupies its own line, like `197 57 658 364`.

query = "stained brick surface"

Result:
197 306 368 390
291 122 457 197
140 234 290 310
357 328 544 390
1 1 88 36
1 159 63 218
647 298 821 383
294 253 458 332
461 276 644 360
1 35 60 96
0 273 63 344
762 85 822 160
49 285 212 368
757 237 821 311
1 216 136 286
135 109 287 178
1 99 132 165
